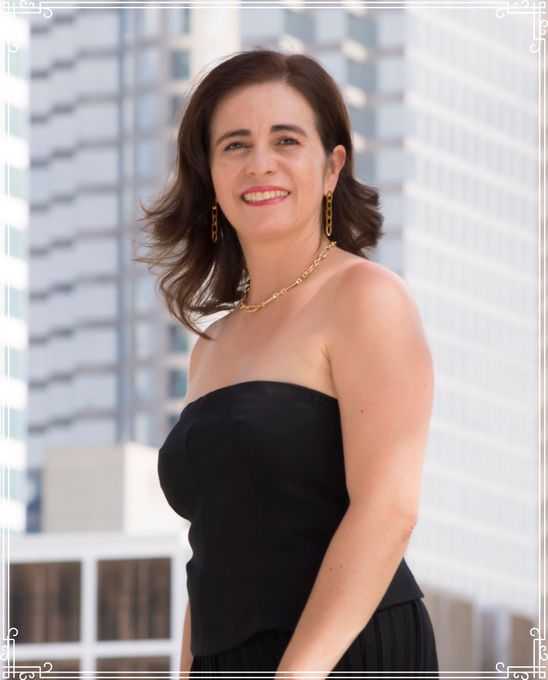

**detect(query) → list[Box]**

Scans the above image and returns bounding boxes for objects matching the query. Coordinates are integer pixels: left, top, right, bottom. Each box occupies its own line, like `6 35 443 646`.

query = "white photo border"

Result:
1 0 546 677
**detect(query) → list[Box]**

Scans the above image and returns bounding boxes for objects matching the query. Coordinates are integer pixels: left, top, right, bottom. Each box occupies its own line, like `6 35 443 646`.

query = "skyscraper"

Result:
1 6 30 534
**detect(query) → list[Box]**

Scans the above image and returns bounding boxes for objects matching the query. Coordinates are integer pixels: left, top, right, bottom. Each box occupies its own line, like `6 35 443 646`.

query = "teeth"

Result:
243 190 289 202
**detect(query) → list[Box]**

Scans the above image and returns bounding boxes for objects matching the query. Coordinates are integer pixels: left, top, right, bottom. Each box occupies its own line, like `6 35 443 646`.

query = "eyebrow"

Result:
214 124 308 148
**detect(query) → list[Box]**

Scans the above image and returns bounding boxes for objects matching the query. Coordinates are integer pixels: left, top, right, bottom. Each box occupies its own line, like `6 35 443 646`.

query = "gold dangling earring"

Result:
211 202 218 243
325 190 333 238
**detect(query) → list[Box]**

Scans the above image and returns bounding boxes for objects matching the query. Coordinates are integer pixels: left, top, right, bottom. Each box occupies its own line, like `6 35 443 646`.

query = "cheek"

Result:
212 164 236 193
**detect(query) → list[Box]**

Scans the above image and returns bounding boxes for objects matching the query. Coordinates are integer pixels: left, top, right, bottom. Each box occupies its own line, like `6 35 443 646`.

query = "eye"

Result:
224 141 245 151
223 137 300 151
278 136 300 146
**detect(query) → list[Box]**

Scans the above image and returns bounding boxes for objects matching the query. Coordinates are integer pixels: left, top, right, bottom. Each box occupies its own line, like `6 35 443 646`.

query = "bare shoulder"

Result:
329 258 425 336
336 257 411 300
188 313 230 383
324 257 433 392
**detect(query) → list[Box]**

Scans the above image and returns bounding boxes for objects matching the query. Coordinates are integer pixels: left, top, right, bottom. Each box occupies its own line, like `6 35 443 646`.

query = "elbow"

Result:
381 501 418 543
348 498 418 542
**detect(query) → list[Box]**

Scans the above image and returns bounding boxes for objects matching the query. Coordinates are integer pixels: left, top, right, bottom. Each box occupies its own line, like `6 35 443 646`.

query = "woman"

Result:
138 48 439 677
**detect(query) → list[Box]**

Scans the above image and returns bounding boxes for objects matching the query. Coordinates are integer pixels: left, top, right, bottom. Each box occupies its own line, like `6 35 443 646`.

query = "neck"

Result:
239 230 333 307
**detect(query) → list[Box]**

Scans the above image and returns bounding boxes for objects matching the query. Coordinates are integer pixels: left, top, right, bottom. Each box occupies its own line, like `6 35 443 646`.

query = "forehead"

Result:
210 81 316 132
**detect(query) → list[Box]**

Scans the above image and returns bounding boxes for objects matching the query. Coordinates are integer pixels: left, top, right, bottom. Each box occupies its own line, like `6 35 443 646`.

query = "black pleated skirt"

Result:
190 598 439 677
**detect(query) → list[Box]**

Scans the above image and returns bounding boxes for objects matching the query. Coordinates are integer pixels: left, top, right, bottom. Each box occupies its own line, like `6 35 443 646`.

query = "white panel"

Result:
377 11 406 47
378 56 405 92
76 102 118 140
75 194 118 230
76 147 118 185
49 332 75 378
315 52 346 84
32 297 52 342
48 376 72 421
51 156 78 200
74 283 117 322
73 373 116 411
75 11 119 49
377 102 406 137
74 237 117 276
48 247 73 288
51 69 77 114
50 110 77 152
74 326 117 364
54 18 78 62
69 418 116 446
76 58 119 97
29 250 52 293
50 202 77 243
316 9 346 41
29 32 51 73
44 291 72 340
377 147 407 182
31 123 51 159
30 165 49 204
239 8 283 37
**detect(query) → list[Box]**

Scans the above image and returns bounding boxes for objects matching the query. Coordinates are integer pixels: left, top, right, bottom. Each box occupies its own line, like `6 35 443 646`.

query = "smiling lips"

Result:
242 189 290 207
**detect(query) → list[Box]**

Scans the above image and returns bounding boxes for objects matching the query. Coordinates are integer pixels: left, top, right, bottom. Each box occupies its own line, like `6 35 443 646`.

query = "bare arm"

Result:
179 600 193 674
275 263 434 678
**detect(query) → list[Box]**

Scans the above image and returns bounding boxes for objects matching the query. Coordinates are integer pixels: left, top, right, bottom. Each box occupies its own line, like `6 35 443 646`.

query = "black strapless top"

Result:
157 380 424 657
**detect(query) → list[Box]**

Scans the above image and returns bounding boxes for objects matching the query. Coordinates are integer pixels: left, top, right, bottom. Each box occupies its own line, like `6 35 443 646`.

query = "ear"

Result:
325 144 347 192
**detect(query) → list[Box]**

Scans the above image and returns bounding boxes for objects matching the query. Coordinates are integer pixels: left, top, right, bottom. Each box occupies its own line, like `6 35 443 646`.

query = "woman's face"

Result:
209 80 345 243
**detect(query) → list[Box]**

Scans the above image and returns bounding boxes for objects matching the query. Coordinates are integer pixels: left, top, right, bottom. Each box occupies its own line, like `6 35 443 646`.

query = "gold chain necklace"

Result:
237 240 337 313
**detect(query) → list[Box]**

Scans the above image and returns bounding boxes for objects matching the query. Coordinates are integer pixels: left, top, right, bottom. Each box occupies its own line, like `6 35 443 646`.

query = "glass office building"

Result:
1 7 30 534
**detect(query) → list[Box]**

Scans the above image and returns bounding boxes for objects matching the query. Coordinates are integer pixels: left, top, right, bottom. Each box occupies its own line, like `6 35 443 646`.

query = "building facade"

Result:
1 7 30 534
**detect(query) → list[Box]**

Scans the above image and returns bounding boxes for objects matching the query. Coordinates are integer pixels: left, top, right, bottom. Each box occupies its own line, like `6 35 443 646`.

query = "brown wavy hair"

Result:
133 48 385 340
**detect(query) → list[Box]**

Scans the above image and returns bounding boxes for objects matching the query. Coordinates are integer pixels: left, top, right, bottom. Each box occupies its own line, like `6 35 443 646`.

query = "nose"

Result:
245 143 277 175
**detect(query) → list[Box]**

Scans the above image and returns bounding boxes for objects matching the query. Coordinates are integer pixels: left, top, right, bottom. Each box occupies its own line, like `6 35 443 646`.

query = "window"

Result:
170 94 185 120
347 104 374 137
377 102 405 137
167 413 180 430
377 11 405 47
2 346 27 380
135 139 157 178
168 368 187 398
285 9 314 43
2 225 27 259
96 656 170 672
168 324 188 353
123 98 133 134
134 275 156 313
139 7 160 38
347 59 376 92
122 53 133 89
10 562 81 642
120 8 134 41
2 286 27 320
134 412 156 446
97 559 170 640
136 93 156 132
7 165 27 201
135 366 155 402
137 47 159 86
7 104 28 139
378 56 405 92
135 321 155 360
166 7 191 35
170 49 189 80
7 46 28 78
5 468 25 503
347 13 376 45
